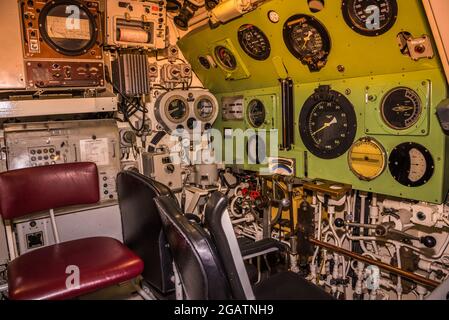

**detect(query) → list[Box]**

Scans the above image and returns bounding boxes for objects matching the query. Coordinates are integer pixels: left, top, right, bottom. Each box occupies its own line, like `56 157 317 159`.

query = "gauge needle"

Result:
302 31 313 49
312 117 338 136
393 105 414 112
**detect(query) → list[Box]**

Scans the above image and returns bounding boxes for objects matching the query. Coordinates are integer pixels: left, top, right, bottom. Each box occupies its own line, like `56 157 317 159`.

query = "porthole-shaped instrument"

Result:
283 14 331 72
299 86 357 159
237 24 271 61
381 87 422 130
214 46 237 70
342 0 398 37
247 134 267 165
247 99 266 128
164 96 189 124
348 137 386 181
389 142 434 187
38 0 99 56
195 96 218 122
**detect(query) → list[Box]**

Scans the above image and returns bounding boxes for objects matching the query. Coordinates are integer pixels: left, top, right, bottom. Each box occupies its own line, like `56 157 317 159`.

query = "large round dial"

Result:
165 97 189 124
389 143 434 187
381 87 422 130
247 99 266 128
39 0 98 56
342 0 398 36
348 137 386 181
238 24 271 61
214 46 237 70
283 14 331 72
299 86 357 159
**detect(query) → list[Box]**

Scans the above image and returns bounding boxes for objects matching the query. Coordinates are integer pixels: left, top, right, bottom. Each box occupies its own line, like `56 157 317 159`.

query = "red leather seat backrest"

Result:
0 162 100 220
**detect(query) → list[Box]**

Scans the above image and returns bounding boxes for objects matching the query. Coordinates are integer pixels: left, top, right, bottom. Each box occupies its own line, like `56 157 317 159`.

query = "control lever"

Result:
334 219 437 248
270 198 291 209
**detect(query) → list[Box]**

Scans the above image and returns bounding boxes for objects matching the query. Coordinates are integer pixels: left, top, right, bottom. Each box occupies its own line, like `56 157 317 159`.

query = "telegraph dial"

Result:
299 86 357 159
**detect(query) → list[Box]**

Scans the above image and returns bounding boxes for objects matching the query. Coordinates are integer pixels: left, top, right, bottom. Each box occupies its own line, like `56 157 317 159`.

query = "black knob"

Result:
334 218 345 228
421 236 437 248
165 164 175 174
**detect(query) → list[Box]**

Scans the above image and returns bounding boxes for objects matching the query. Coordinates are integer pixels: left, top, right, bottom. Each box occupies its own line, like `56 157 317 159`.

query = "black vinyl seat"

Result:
154 191 333 300
117 171 175 296
154 196 231 300
204 191 333 300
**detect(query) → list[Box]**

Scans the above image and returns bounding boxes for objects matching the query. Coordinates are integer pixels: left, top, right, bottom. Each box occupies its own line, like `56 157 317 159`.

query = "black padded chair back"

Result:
154 195 231 300
204 192 255 300
117 171 175 295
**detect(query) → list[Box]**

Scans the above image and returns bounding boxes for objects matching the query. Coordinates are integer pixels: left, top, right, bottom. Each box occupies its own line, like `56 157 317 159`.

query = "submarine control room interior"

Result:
0 0 449 302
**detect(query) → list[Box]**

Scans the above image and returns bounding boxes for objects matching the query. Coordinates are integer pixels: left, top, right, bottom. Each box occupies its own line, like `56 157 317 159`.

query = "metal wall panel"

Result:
0 1 26 89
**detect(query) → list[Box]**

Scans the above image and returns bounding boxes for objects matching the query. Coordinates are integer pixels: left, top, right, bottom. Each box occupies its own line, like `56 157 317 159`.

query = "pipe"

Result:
309 238 440 288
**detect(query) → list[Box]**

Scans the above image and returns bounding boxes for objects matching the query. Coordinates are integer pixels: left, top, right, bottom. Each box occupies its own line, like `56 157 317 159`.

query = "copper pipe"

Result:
309 238 439 288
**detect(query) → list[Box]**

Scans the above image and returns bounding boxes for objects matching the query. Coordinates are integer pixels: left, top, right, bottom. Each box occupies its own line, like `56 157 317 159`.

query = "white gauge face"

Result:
408 148 427 183
268 10 280 23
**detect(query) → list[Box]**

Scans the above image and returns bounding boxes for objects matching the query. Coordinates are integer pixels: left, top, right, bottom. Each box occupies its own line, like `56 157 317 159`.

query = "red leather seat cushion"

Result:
7 237 144 300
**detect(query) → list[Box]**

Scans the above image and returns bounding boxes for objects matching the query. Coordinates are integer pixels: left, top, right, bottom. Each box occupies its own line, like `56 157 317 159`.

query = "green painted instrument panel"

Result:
179 0 449 203
179 0 441 93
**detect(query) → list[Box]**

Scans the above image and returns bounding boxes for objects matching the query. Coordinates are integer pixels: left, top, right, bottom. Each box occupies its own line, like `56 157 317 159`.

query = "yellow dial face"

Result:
348 138 386 181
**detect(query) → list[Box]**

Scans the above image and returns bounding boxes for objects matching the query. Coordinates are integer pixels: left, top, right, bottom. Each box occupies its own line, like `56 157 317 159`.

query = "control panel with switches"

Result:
4 119 121 203
25 61 105 89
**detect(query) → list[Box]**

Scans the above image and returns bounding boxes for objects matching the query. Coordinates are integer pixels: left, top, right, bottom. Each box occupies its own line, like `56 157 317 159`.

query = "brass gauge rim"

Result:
194 95 217 122
163 95 190 124
348 137 386 181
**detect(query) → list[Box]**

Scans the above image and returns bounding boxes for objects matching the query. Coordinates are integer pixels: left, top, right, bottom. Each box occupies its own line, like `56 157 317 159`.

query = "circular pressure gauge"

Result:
214 46 237 70
164 96 189 124
238 24 271 61
299 86 357 159
247 99 266 128
283 14 331 72
342 0 398 37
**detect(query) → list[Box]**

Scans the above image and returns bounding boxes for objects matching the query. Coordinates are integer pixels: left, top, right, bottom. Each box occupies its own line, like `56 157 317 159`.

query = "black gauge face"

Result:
238 24 271 61
342 0 398 36
198 56 211 69
381 87 422 130
283 14 331 72
214 46 237 70
247 134 267 165
247 99 266 128
166 98 188 123
389 143 434 187
300 86 357 159
195 98 215 121
39 1 98 56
